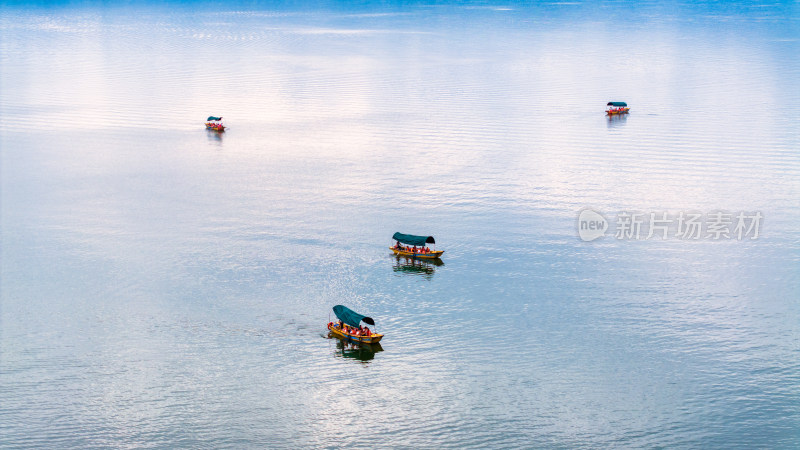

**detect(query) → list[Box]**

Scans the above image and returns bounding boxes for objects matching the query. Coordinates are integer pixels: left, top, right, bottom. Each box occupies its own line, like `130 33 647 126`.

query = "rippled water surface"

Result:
1 1 799 447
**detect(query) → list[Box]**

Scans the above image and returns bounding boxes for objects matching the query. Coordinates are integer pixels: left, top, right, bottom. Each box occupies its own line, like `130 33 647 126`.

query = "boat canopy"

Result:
392 232 435 246
333 305 375 327
607 102 627 107
207 116 223 121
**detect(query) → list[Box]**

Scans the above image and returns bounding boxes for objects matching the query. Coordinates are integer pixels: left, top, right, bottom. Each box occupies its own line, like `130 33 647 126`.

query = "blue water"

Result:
1 1 799 447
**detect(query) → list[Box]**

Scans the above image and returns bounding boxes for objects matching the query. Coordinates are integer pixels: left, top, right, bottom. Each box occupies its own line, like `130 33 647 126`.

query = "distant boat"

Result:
606 102 630 115
205 116 225 131
327 305 384 344
390 232 444 259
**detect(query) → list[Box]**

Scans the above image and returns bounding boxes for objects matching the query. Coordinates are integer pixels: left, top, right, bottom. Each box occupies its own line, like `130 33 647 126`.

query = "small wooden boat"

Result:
327 305 384 344
205 115 225 131
389 232 444 259
606 102 630 115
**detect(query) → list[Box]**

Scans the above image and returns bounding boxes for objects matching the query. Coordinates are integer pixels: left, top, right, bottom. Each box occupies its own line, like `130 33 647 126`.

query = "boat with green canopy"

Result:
205 116 225 131
327 305 384 344
606 102 630 115
390 232 444 259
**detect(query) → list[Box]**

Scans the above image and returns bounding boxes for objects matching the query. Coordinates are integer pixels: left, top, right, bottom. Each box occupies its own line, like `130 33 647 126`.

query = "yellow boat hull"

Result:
390 247 444 259
606 108 630 115
328 323 383 344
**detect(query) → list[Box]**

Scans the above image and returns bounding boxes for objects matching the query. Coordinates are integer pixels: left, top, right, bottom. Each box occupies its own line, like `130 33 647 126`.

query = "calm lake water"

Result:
1 1 799 447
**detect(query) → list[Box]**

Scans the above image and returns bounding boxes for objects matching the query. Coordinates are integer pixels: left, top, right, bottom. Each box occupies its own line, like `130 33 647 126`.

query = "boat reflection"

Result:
607 113 628 128
206 128 224 144
331 338 383 363
392 255 443 278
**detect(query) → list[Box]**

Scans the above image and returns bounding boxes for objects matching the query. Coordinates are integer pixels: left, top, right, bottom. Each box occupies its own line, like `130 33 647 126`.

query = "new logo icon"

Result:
577 208 608 241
